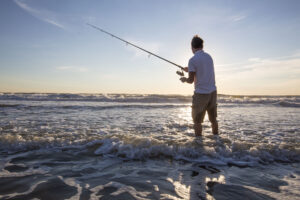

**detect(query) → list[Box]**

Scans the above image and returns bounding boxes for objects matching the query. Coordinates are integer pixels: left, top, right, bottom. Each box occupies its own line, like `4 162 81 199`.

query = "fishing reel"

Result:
176 70 185 77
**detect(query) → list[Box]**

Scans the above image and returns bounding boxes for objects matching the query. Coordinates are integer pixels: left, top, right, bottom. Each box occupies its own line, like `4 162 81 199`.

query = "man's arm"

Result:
180 71 195 84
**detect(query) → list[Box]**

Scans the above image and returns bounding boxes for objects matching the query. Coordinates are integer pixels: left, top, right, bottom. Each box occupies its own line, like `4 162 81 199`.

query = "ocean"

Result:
0 93 299 200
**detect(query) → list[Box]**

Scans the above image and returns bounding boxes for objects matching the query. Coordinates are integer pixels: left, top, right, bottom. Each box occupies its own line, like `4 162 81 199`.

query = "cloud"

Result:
217 52 300 74
14 0 65 29
216 52 300 94
56 66 88 72
231 15 246 22
44 19 65 29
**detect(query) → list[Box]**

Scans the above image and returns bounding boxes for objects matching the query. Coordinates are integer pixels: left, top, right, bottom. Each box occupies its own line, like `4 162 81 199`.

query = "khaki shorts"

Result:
192 91 217 124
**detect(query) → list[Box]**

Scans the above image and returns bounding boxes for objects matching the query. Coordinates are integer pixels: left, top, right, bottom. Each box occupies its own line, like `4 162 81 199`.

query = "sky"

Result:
0 0 300 95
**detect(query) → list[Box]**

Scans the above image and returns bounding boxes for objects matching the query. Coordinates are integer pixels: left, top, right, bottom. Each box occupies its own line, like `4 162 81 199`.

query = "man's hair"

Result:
191 35 203 49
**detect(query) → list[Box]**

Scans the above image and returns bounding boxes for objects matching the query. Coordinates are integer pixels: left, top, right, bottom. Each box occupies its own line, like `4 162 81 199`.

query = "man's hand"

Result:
180 72 195 84
183 67 188 72
180 77 187 83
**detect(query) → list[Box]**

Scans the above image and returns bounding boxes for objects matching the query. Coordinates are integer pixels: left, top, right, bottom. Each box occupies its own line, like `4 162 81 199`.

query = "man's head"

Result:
191 35 203 54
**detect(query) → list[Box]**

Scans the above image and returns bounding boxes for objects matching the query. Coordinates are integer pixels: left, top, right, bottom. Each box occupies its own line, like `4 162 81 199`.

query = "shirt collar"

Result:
195 49 204 54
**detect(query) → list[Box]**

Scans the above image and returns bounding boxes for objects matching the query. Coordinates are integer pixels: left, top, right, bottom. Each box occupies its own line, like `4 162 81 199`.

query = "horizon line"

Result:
0 91 299 97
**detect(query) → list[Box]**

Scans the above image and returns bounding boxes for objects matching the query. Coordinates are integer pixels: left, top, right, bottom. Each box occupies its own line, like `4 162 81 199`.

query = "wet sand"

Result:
1 149 299 199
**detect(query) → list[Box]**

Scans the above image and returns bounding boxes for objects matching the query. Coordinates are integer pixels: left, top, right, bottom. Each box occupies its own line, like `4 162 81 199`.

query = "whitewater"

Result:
0 93 299 199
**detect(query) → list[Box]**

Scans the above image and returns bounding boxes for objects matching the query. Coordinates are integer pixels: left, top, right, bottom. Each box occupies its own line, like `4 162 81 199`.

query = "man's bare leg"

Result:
211 121 218 135
194 123 202 136
208 104 218 135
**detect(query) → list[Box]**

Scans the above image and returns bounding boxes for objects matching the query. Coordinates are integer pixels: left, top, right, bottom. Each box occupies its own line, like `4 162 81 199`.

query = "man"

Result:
180 35 218 136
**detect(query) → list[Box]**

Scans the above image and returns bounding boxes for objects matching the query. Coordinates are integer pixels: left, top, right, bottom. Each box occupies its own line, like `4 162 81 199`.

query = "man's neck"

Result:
193 48 203 54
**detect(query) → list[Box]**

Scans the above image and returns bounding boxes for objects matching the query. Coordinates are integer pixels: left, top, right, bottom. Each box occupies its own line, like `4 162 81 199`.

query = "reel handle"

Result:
176 70 184 76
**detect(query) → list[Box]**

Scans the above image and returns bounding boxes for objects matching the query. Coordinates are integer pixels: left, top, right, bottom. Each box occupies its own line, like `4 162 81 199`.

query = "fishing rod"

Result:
86 23 185 76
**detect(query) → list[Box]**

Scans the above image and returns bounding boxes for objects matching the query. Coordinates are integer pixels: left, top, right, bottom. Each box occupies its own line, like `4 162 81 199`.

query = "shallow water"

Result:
0 93 299 199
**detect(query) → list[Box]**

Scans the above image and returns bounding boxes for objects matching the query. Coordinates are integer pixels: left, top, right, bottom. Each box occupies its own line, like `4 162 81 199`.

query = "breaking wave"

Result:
0 93 299 107
1 133 299 166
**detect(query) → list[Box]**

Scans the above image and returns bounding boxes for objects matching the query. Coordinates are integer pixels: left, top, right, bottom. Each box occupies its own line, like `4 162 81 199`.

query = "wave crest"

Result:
1 93 299 107
2 132 298 166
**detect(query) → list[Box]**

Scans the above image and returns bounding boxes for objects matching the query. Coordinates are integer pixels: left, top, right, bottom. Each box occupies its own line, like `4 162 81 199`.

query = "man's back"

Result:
188 50 216 94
